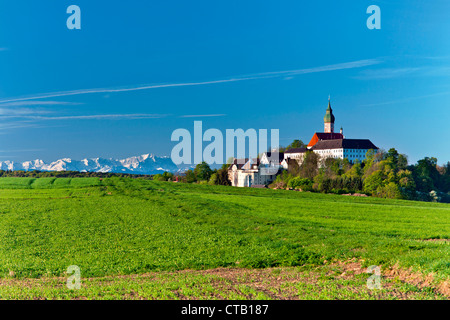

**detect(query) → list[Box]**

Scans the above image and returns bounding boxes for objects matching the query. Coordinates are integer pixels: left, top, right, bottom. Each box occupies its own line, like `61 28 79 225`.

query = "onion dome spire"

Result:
324 96 335 123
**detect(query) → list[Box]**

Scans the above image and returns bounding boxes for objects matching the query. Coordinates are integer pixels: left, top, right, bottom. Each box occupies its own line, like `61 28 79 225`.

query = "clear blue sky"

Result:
0 0 449 165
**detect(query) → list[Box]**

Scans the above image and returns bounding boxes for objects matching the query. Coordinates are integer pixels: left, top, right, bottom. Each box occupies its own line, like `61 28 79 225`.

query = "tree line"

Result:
272 145 450 203
0 170 153 179
2 144 449 203
154 141 450 203
153 163 231 186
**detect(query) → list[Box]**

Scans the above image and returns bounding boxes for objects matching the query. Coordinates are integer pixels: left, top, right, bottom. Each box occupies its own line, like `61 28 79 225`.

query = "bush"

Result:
208 173 218 185
287 177 313 191
376 182 403 199
331 188 348 195
152 172 174 181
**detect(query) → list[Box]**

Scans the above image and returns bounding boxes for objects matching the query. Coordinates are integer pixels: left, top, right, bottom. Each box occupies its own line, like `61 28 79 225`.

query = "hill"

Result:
0 177 448 299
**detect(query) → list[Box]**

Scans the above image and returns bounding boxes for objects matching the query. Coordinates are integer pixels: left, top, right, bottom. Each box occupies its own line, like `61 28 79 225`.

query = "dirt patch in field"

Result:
188 267 317 300
332 259 449 299
333 261 366 278
384 263 449 298
85 265 448 299
166 265 448 300
1 263 447 300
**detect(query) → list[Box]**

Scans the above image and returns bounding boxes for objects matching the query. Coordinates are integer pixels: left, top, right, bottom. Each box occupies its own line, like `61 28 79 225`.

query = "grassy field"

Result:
0 177 448 299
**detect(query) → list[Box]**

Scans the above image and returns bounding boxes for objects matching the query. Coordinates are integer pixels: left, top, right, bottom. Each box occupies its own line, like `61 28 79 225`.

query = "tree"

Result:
184 170 196 183
194 162 213 181
343 159 362 179
398 169 416 198
386 148 399 167
441 162 450 192
208 173 218 185
287 177 313 191
285 139 306 151
162 171 174 181
287 158 300 176
397 154 408 170
299 151 319 180
215 164 231 186
385 148 408 171
363 170 384 195
412 157 440 192
153 174 164 181
153 171 174 181
378 182 403 199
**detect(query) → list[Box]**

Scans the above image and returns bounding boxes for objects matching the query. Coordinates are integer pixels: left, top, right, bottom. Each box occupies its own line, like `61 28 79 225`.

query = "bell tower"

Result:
323 97 335 133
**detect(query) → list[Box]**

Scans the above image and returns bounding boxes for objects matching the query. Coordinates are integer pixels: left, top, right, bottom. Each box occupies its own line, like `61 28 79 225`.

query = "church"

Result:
228 98 379 187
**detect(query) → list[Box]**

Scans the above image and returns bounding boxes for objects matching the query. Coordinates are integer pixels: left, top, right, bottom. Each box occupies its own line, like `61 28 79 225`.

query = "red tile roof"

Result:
307 132 344 148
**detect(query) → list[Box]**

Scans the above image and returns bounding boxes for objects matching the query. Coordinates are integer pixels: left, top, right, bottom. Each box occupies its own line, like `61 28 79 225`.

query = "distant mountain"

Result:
0 154 194 175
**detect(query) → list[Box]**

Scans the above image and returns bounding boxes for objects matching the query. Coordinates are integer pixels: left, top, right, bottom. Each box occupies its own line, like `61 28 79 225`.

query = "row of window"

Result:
345 149 366 154
317 149 367 155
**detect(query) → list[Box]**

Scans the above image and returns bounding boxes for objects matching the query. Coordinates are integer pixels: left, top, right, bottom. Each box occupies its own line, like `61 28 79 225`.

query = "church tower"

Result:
323 97 335 133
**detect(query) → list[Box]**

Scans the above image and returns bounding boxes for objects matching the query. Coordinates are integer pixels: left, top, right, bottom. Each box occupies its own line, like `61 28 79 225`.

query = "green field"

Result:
0 177 448 299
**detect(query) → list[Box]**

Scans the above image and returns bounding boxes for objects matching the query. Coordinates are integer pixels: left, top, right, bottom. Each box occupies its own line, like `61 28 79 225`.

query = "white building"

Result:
312 139 378 164
284 98 378 166
228 153 283 187
228 98 379 186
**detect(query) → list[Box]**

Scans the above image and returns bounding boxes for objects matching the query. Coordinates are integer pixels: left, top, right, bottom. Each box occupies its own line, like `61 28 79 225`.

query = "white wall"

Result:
314 148 371 163
314 148 343 160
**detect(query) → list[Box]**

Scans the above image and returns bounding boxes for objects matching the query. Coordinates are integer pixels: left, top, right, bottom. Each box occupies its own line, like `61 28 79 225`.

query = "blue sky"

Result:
0 0 449 164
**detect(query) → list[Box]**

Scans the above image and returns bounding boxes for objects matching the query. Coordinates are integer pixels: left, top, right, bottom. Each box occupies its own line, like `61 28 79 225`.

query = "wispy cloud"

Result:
0 107 53 116
355 63 450 80
421 55 450 61
180 114 227 118
0 58 381 131
360 91 450 107
0 101 82 107
0 58 383 104
0 114 165 132
355 67 422 80
1 112 227 123
0 113 167 121
0 121 39 130
246 59 383 78
0 101 83 119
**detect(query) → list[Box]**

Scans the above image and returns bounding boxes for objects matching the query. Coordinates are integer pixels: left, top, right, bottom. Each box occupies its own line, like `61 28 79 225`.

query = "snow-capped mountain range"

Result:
0 154 192 175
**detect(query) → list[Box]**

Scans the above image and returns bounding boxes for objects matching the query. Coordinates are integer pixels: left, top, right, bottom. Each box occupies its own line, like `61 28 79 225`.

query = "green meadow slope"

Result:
0 177 448 299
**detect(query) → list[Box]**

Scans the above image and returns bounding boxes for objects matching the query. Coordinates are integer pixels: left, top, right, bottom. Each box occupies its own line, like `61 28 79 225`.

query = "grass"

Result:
0 264 446 300
0 177 448 299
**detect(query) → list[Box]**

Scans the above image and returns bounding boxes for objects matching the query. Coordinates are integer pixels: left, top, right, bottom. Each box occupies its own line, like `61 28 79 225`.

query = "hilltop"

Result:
0 177 448 299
